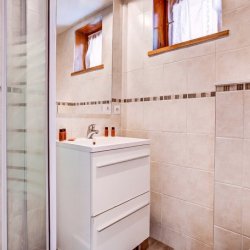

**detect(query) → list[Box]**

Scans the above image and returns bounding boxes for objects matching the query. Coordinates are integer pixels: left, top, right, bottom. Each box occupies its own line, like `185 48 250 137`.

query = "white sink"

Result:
57 136 150 152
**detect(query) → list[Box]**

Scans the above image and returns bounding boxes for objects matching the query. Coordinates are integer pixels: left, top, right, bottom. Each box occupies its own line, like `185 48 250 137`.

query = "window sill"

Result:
148 30 230 57
71 64 104 76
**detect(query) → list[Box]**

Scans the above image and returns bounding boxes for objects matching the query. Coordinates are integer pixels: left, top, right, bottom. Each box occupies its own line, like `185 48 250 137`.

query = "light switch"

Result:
102 104 111 114
113 104 121 114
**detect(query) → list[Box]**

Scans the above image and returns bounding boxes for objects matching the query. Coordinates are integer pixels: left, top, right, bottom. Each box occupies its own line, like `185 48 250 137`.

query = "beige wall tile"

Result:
143 101 163 131
187 55 216 93
75 75 112 101
162 165 214 208
161 227 186 250
243 139 250 189
217 6 250 52
126 38 144 71
148 132 165 162
143 49 167 69
150 192 162 225
216 47 250 83
242 188 250 238
215 183 242 233
244 91 250 138
161 132 187 166
163 61 188 95
142 66 164 97
162 196 213 245
145 41 215 69
214 226 242 250
187 134 215 172
121 103 127 130
161 99 187 133
127 0 143 16
182 42 216 60
162 165 189 202
143 10 153 52
162 196 186 233
126 1 144 72
143 0 152 12
187 98 215 135
125 102 144 130
185 203 213 245
222 0 250 14
185 237 213 250
122 129 149 139
243 236 250 250
186 169 214 209
216 92 244 138
150 162 163 193
150 222 162 242
126 69 144 98
215 137 243 186
222 0 236 13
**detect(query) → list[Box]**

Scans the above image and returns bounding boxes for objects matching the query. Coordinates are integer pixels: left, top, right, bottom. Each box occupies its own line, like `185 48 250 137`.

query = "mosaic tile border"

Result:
56 82 250 107
57 91 216 107
113 91 216 103
57 100 111 106
216 82 250 92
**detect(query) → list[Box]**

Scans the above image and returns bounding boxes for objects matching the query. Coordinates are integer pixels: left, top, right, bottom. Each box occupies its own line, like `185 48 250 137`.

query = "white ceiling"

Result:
57 0 113 34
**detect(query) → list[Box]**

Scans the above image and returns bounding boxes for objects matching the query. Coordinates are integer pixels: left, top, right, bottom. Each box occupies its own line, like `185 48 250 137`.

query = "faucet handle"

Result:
90 124 96 129
88 124 96 131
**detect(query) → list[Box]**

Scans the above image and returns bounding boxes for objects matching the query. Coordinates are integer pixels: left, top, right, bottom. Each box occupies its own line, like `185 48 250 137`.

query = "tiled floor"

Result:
134 238 172 250
144 238 173 250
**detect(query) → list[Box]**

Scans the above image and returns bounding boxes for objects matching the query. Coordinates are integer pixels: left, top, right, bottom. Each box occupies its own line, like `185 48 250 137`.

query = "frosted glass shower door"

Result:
6 0 49 249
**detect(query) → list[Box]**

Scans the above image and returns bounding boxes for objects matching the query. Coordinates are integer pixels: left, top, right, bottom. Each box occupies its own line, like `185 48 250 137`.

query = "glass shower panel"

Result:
6 0 48 249
0 0 3 247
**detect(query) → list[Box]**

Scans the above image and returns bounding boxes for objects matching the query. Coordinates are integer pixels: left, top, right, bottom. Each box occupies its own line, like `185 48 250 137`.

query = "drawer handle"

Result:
97 202 150 232
96 154 149 168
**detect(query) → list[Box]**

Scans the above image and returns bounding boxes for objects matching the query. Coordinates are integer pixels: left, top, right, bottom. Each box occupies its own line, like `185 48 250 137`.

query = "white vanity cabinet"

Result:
57 137 150 250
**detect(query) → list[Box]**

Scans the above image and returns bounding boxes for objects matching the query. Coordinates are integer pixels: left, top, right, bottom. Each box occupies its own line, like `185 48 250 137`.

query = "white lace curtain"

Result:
85 30 102 69
169 0 222 45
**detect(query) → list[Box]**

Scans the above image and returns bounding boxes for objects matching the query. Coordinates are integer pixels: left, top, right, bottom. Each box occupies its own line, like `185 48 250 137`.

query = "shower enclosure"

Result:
0 0 56 249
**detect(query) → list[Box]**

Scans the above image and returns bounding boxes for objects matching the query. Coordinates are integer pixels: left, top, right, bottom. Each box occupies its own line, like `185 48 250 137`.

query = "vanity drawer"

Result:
91 192 150 250
91 145 150 216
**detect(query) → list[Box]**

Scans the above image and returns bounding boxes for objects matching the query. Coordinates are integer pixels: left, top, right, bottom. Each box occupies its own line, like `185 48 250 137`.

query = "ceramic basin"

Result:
57 136 150 152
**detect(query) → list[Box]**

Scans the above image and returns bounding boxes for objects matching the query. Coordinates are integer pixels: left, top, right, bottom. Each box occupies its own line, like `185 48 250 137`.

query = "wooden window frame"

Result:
153 0 169 50
150 0 229 57
72 18 104 76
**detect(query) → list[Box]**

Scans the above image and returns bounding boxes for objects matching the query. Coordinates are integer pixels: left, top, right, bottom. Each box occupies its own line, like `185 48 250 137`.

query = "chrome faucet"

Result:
87 124 99 139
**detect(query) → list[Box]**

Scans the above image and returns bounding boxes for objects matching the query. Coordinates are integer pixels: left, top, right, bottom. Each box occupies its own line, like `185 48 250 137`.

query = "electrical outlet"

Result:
113 104 121 114
102 104 111 114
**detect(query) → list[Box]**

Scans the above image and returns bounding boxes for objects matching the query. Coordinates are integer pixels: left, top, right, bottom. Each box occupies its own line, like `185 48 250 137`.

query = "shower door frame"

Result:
1 0 7 248
48 0 57 249
0 0 57 249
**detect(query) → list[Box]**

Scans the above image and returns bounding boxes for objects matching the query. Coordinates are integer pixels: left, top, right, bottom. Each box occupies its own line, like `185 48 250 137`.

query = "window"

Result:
85 31 103 69
151 0 228 55
72 18 103 75
170 0 222 45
